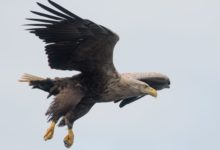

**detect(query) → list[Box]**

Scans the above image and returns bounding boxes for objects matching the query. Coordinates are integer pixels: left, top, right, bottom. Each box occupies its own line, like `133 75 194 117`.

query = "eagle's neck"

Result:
98 75 144 102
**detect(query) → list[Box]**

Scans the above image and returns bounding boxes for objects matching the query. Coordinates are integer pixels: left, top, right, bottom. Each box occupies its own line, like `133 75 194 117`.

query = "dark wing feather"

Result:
36 2 74 20
48 0 82 20
118 95 145 108
30 10 62 20
26 18 58 24
27 0 119 73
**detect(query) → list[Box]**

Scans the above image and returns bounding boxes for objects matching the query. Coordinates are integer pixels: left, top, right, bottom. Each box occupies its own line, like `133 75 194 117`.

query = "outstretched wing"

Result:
26 0 119 73
117 95 145 108
117 72 170 108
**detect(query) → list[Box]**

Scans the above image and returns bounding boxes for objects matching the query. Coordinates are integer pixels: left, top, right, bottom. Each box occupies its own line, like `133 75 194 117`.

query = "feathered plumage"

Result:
20 0 170 148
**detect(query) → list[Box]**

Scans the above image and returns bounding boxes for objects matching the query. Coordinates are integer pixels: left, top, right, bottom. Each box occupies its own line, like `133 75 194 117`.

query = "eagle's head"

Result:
122 77 158 98
132 80 158 97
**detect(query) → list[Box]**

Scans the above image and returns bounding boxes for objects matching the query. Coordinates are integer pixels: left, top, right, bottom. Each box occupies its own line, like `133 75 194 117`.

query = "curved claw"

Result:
44 122 56 141
63 129 74 148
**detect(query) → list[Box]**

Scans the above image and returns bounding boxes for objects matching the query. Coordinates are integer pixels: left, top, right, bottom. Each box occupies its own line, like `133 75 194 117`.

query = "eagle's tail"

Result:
18 73 45 83
19 73 58 98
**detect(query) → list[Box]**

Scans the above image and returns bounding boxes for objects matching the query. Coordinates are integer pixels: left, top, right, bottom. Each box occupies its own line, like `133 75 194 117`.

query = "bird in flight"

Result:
19 0 170 148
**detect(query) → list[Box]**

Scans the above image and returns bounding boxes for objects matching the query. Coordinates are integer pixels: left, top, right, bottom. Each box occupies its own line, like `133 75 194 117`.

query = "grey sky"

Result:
0 0 219 150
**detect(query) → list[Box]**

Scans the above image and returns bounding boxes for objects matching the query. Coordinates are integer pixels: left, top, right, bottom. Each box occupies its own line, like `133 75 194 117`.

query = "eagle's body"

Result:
20 0 170 148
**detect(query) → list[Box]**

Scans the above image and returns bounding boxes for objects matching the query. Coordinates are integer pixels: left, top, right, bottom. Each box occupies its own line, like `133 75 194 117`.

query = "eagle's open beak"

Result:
145 87 157 97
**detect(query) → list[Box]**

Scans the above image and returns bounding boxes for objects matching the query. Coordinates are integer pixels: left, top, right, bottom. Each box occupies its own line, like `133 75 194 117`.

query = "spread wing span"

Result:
26 0 119 73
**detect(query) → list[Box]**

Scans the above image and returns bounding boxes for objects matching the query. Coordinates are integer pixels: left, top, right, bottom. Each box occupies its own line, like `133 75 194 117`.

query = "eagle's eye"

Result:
144 84 149 88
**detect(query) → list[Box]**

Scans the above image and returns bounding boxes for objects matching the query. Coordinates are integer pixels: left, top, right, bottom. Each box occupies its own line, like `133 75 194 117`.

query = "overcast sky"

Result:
0 0 220 150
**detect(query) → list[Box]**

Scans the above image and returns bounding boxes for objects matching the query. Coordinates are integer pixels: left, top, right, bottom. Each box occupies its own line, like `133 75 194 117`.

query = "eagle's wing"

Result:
116 95 145 108
26 0 119 73
117 72 170 108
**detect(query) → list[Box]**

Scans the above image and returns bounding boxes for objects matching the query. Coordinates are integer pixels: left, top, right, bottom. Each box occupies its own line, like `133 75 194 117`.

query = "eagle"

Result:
19 0 170 148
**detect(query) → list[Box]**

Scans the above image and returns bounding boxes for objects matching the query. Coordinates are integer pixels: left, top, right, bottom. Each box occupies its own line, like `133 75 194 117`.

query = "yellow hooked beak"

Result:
145 86 158 97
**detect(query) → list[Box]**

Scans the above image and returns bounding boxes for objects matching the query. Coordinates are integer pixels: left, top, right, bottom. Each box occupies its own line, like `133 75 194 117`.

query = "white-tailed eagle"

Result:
19 0 170 148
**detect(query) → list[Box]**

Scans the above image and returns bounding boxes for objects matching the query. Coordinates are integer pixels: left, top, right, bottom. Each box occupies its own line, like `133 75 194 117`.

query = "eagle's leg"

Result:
63 119 74 148
44 121 56 141
62 102 95 148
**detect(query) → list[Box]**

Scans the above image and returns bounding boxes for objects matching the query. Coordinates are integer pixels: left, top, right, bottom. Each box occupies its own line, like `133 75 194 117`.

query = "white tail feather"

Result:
18 73 45 83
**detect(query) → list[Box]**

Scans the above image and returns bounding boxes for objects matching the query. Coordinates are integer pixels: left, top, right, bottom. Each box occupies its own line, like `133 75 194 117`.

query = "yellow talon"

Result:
64 129 74 148
44 121 56 141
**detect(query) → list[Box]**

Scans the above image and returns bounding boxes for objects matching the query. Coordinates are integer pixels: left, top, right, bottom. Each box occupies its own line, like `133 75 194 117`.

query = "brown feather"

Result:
46 87 84 122
27 0 119 74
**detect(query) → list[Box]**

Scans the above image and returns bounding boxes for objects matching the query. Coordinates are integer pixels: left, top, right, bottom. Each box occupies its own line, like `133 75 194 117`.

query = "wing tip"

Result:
48 0 54 5
36 2 43 7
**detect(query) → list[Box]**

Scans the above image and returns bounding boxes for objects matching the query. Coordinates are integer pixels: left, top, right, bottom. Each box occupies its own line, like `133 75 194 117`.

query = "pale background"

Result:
0 0 219 149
